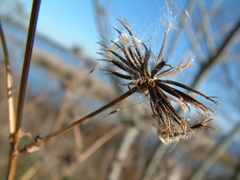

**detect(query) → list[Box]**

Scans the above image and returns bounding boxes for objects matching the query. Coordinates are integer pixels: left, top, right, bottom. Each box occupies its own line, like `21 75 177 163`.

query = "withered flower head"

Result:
98 18 218 144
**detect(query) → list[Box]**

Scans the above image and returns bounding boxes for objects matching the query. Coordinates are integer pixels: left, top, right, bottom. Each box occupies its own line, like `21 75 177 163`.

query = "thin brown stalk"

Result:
93 0 107 44
7 1 41 179
197 0 216 55
52 79 76 132
143 143 167 180
166 0 196 58
73 122 83 151
0 20 16 138
191 19 240 89
30 126 110 179
181 0 224 62
55 126 123 180
47 78 77 150
31 159 61 179
18 87 137 154
108 127 139 180
23 94 46 115
19 161 42 180
167 1 205 60
189 123 240 180
32 48 117 103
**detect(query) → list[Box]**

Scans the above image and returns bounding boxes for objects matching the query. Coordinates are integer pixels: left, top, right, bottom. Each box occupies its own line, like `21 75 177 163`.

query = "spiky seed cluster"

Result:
98 18 218 144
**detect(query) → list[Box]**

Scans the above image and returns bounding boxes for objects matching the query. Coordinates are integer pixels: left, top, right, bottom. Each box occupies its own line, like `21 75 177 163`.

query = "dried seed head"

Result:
98 18 218 144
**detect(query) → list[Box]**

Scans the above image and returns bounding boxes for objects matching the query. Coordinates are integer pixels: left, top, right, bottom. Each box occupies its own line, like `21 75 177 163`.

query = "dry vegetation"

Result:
0 0 240 180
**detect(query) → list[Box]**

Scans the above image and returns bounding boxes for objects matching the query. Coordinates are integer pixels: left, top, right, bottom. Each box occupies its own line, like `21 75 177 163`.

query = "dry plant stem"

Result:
108 128 139 180
56 126 123 180
143 143 167 180
191 19 240 89
32 48 117 103
19 161 42 180
167 0 196 58
31 126 121 179
93 0 106 44
197 0 216 54
168 0 205 60
23 94 46 115
31 159 61 180
50 78 86 150
93 0 124 95
0 21 16 135
189 123 240 180
73 123 83 151
181 0 224 61
53 79 76 132
18 87 137 154
7 1 41 179
48 78 77 149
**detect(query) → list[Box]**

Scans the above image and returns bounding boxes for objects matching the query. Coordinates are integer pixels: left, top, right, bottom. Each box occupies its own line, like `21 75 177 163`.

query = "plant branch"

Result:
56 126 123 179
0 20 16 135
6 1 41 179
191 19 240 89
189 123 240 180
142 143 166 180
108 127 139 180
166 0 196 58
18 87 137 154
197 0 216 55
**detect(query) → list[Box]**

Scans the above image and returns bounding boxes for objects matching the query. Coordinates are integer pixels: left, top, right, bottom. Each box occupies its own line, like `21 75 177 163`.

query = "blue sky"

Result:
20 0 188 58
37 1 98 54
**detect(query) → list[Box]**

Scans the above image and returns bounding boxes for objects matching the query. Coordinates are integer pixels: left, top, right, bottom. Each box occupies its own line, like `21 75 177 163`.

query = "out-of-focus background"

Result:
0 0 240 180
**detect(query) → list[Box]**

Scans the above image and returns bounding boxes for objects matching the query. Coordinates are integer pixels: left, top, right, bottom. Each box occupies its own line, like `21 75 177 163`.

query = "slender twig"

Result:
197 0 216 55
23 94 46 115
108 128 139 180
6 1 41 179
48 77 84 150
189 123 240 180
208 0 225 18
30 159 61 180
32 48 117 103
142 143 167 180
93 0 107 44
166 0 196 58
0 21 16 137
73 122 83 151
93 0 123 95
191 19 240 89
52 78 76 132
18 87 137 154
168 0 205 61
56 126 123 180
181 0 224 61
19 161 42 180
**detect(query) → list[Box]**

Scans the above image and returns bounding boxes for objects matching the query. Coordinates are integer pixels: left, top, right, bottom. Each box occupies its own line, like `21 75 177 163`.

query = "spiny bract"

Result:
98 18 218 144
